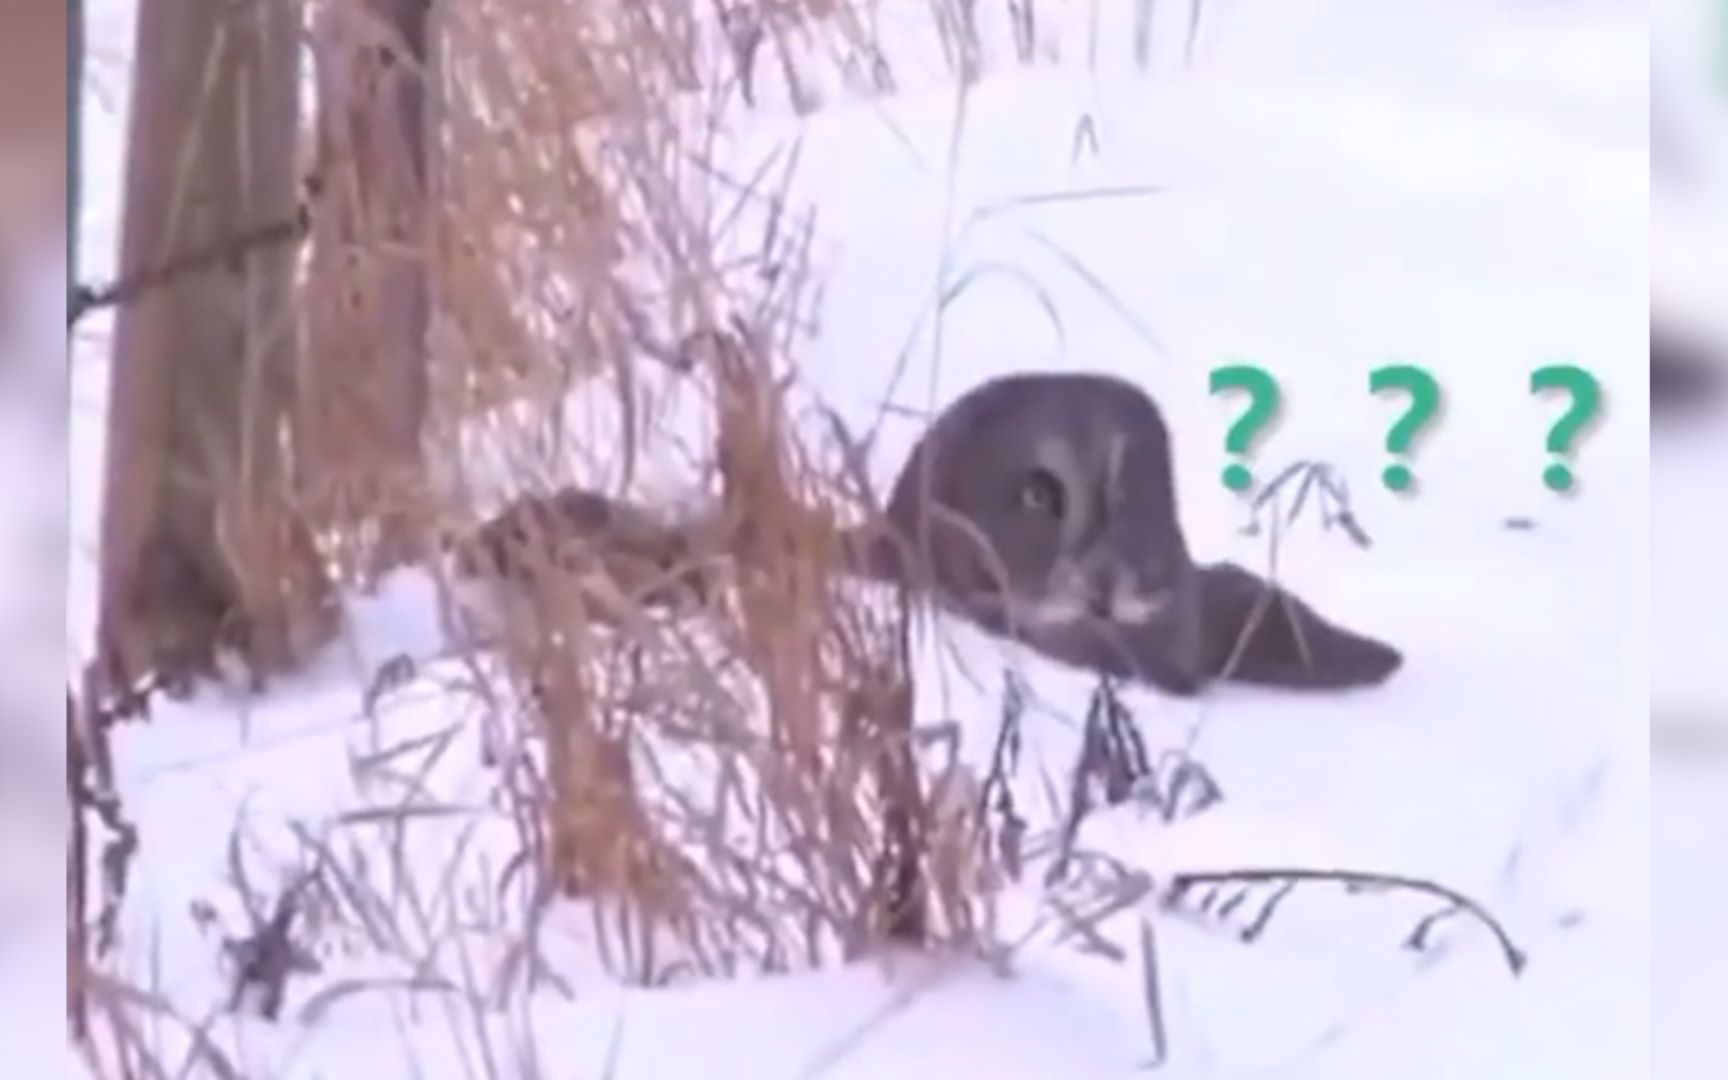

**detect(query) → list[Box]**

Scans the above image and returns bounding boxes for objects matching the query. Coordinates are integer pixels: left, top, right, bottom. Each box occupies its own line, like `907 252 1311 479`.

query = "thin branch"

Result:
1166 866 1527 976
67 197 314 330
67 690 89 1042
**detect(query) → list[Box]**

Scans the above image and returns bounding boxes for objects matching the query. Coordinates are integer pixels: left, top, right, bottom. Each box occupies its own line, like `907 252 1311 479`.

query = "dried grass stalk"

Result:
344 0 1002 985
297 0 436 580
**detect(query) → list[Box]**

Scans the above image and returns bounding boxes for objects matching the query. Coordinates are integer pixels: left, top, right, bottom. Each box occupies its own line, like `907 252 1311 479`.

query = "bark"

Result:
298 0 433 580
0 0 66 316
94 0 335 706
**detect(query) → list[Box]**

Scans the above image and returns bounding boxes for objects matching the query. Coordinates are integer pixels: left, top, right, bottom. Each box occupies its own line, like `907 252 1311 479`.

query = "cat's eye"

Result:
1016 468 1065 519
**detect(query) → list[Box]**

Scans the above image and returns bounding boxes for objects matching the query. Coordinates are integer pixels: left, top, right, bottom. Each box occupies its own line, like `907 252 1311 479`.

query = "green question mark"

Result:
1529 364 1602 493
1369 364 1443 492
1208 364 1282 492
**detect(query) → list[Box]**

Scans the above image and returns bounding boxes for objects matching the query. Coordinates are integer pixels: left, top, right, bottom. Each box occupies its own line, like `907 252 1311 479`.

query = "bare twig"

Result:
1047 679 1154 885
225 876 322 1021
1166 866 1528 976
67 690 90 1041
67 197 314 330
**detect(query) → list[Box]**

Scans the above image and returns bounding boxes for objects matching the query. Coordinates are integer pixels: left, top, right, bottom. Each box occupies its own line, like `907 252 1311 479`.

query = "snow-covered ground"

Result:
54 0 1719 1076
1652 1 1728 1071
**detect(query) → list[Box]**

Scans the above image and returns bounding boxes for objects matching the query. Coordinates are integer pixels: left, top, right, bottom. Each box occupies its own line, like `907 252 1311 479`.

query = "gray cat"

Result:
850 371 1401 694
461 371 1403 695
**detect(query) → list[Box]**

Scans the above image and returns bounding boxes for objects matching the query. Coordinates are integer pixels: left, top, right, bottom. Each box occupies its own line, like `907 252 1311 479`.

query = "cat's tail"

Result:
1198 562 1403 690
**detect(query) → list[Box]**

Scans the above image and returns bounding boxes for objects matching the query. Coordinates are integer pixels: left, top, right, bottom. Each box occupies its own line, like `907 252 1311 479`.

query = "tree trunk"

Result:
0 0 66 318
298 0 432 581
94 0 336 706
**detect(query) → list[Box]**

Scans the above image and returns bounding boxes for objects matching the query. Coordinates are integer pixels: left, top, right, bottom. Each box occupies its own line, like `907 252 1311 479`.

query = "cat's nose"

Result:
1086 566 1169 624
1085 583 1114 619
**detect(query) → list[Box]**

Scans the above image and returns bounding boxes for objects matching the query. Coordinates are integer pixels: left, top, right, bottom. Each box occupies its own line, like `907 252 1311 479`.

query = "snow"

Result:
1652 2 1728 1070
56 0 1717 1077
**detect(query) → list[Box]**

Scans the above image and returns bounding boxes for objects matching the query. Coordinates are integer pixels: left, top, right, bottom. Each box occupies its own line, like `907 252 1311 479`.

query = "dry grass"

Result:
72 0 1073 1067
431 310 995 983
311 0 1010 985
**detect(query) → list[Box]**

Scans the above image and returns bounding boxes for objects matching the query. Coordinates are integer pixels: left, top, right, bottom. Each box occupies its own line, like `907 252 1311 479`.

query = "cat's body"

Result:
853 372 1400 693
